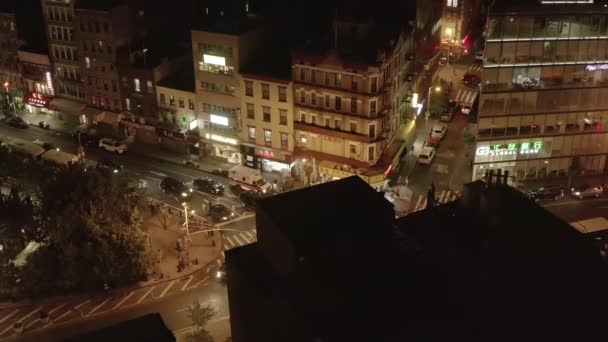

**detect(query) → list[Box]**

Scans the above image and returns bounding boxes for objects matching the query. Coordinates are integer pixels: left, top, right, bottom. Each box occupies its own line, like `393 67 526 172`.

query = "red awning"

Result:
23 92 51 109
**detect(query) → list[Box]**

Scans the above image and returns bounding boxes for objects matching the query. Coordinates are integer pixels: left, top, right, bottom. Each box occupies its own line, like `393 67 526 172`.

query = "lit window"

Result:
248 126 256 140
147 80 153 94
280 132 288 147
134 78 141 92
85 57 90 68
300 135 307 144
447 0 458 7
125 98 131 111
264 129 272 143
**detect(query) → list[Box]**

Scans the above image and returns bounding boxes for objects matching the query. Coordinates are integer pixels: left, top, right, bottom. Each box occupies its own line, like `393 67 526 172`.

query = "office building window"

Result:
247 103 255 119
245 80 253 96
188 99 195 110
278 86 287 102
248 126 256 140
280 132 288 147
160 93 166 105
279 109 288 125
263 106 271 122
134 78 141 92
335 96 341 111
178 97 185 108
264 129 272 143
262 83 270 99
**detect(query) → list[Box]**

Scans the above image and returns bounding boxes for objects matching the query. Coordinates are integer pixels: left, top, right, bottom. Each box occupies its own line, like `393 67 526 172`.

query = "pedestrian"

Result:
272 180 278 192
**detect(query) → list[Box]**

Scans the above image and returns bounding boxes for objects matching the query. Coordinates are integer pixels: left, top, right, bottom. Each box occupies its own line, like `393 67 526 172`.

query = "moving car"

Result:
99 138 128 154
96 158 124 174
462 73 481 87
228 165 272 193
160 177 192 199
417 146 436 165
32 139 56 151
208 203 234 222
193 177 224 195
525 185 564 202
216 263 227 283
571 184 603 199
7 116 29 128
430 123 448 140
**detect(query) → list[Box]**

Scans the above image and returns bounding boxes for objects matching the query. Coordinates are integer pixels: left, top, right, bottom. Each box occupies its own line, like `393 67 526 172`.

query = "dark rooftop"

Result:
156 67 195 93
240 48 292 81
492 0 608 15
0 1 15 14
65 313 174 341
75 0 127 11
118 37 188 69
227 176 608 342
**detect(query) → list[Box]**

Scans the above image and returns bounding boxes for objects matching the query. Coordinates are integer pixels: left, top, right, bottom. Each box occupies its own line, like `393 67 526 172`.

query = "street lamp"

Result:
182 202 194 237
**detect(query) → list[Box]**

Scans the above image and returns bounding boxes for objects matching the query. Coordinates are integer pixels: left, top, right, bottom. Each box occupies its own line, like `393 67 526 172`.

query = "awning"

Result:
49 98 86 116
23 92 51 108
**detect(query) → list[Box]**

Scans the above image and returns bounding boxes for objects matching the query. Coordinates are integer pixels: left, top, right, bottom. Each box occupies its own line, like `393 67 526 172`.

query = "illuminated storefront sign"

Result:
45 71 53 92
203 54 226 66
188 119 198 130
257 149 275 159
205 133 238 145
476 142 543 156
24 92 50 108
541 0 593 3
585 64 608 71
210 114 229 126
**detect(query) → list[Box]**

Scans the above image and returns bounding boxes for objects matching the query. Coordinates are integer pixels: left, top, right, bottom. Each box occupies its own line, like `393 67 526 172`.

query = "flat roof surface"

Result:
156 67 195 93
492 0 608 15
75 0 127 11
571 217 608 234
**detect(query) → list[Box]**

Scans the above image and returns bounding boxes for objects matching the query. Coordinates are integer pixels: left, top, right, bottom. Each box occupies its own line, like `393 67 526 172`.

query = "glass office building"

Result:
474 0 608 182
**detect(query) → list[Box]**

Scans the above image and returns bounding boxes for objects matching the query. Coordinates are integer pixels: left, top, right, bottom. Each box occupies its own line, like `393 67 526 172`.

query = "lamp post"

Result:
182 202 194 237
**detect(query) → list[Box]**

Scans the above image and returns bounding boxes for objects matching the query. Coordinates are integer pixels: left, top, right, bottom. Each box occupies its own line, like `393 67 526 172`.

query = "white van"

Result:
40 150 79 167
3 138 45 159
228 165 272 193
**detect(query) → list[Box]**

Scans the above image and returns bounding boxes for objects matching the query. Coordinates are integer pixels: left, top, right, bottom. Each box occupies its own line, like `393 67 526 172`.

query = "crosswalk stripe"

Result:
0 309 19 324
244 231 254 240
414 194 425 211
438 190 449 203
225 236 235 249
233 234 245 246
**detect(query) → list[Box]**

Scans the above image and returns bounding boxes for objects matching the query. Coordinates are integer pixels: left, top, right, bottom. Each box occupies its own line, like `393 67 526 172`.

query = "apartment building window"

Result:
335 96 342 111
350 121 357 133
311 114 317 125
82 41 88 51
147 80 153 94
245 80 253 96
264 129 272 144
248 126 256 140
311 92 317 106
368 146 375 162
279 109 287 125
160 93 166 105
95 22 100 33
325 72 330 86
247 103 255 119
325 95 330 108
335 119 341 130
169 95 175 106
300 112 306 122
349 144 357 155
336 73 342 87
125 98 131 111
178 97 185 108
371 77 377 93
324 117 330 127
263 106 271 122
111 80 116 92
278 86 286 102
188 99 195 110
300 90 305 104
103 81 108 91
369 124 376 139
262 83 270 99
103 23 109 32
352 79 358 91
447 0 458 7
280 132 289 148
351 97 357 113
311 70 316 83
134 78 141 92
300 135 307 145
300 68 305 81
370 100 376 115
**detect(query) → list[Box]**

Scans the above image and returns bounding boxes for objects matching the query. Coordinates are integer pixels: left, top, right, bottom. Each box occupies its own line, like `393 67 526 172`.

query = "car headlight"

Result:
189 188 193 193
222 216 228 221
216 271 222 279
113 169 118 173
262 189 267 193
574 191 581 196
181 192 188 197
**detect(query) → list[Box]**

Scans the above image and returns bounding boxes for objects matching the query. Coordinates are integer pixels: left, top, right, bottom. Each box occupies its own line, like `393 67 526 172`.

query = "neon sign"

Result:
585 64 608 71
476 141 543 156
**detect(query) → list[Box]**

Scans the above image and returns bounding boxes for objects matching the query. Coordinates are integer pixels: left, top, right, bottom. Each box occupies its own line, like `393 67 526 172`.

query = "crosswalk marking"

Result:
224 236 235 249
85 299 110 317
233 234 246 246
113 292 135 310
0 309 19 324
48 303 66 315
244 231 254 240
159 280 175 298
412 190 462 212
454 89 478 104
468 64 483 72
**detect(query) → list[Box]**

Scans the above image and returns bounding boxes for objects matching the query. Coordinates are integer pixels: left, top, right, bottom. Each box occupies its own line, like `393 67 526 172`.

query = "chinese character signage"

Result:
25 92 49 108
476 141 544 156
257 149 275 159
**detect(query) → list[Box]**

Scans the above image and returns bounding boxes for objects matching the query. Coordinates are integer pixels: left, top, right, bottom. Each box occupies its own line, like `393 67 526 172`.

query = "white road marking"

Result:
188 275 210 290
181 276 194 291
159 280 175 298
225 236 235 249
17 307 42 323
48 303 66 315
414 194 424 211
51 309 72 324
216 213 255 227
85 298 111 317
216 259 222 266
25 318 39 329
244 231 254 240
73 300 90 310
137 286 155 304
0 309 19 324
233 234 246 246
113 291 135 310
220 251 225 259
149 171 167 177
144 175 162 182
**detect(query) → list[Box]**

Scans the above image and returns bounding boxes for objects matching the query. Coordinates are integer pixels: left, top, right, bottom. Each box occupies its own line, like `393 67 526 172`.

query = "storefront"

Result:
472 135 608 183
201 132 241 164
49 98 87 126
241 144 292 173
22 92 51 114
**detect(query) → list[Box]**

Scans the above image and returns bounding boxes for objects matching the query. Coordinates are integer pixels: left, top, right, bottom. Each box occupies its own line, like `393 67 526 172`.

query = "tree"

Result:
185 299 216 342
429 92 449 117
567 156 582 189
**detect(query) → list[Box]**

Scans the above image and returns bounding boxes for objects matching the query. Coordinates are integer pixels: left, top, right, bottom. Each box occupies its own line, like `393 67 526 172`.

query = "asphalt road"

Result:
0 120 260 340
543 195 608 223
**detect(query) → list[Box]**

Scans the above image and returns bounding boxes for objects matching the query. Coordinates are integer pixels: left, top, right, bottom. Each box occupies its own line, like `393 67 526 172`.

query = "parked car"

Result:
32 139 56 151
96 158 124 174
239 191 269 210
440 109 453 122
423 136 441 149
439 54 448 65
462 73 481 87
571 184 603 199
208 203 234 222
461 105 472 115
38 121 50 129
216 263 227 283
71 130 99 147
99 138 128 154
7 116 29 128
525 185 564 202
160 177 192 199
418 146 436 165
474 51 484 62
193 177 224 195
430 123 448 140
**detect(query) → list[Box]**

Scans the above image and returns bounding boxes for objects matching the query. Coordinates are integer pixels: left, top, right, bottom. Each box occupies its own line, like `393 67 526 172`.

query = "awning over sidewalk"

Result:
49 98 86 116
